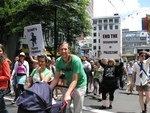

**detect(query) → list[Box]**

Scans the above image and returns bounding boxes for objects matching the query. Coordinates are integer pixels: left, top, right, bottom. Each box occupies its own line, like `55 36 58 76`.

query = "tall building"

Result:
86 0 94 19
92 14 121 59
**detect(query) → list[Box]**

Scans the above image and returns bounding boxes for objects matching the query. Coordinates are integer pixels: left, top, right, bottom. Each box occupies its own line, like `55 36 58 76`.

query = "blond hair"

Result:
108 58 116 65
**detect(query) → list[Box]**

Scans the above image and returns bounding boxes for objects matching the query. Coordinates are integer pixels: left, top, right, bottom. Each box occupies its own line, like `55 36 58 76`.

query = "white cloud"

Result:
93 0 150 31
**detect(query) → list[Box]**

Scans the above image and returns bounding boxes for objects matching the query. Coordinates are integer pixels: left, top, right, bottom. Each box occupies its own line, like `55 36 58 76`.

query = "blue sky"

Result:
93 0 150 31
139 0 150 7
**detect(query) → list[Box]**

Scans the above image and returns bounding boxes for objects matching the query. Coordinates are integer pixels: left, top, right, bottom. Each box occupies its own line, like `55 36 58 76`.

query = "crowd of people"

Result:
0 42 150 113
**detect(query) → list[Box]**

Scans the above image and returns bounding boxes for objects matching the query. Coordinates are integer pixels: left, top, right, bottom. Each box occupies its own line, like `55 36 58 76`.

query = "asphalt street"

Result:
4 88 150 113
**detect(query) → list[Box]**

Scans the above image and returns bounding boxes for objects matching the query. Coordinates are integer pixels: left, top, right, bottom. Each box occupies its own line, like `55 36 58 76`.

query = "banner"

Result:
100 30 122 59
145 14 150 34
24 24 45 56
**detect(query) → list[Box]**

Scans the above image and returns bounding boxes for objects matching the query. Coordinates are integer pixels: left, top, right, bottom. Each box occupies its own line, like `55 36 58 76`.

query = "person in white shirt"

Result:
132 51 150 113
82 56 91 96
126 61 134 94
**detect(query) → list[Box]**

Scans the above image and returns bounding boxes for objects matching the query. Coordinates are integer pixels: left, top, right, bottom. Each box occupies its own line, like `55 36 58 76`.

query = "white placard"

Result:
24 24 45 56
100 30 122 59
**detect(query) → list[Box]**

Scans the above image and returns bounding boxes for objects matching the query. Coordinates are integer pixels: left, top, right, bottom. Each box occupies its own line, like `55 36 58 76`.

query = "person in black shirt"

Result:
99 52 123 109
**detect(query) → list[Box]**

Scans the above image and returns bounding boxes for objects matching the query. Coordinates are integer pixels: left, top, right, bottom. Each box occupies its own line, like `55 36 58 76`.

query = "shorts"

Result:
136 82 150 91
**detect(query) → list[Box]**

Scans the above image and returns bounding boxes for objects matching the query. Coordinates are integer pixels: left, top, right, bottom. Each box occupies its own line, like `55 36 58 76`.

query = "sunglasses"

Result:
140 55 146 57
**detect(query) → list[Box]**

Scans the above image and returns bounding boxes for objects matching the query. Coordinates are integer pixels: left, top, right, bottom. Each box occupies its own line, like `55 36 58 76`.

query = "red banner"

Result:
145 14 150 34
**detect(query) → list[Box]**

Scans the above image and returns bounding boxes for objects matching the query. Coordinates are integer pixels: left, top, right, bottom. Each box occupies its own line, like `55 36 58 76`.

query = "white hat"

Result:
47 56 51 61
90 60 94 63
19 52 25 57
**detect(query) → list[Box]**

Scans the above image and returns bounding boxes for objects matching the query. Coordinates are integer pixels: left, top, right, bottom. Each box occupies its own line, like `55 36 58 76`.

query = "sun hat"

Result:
19 52 26 57
47 56 51 61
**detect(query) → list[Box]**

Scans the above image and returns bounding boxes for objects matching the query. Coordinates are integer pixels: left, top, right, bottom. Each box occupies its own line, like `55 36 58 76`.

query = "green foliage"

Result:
0 0 92 54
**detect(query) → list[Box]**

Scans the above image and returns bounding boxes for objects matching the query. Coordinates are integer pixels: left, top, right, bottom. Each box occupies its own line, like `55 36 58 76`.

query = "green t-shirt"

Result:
56 55 87 88
94 66 103 81
30 68 52 83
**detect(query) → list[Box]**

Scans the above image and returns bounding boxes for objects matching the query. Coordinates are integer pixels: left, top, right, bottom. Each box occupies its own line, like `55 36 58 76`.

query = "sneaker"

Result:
11 100 16 104
92 95 96 98
97 99 102 102
99 105 106 109
109 105 112 109
142 110 146 113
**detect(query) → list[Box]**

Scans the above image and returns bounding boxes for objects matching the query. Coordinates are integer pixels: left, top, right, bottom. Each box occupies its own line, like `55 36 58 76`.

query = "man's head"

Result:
138 51 147 61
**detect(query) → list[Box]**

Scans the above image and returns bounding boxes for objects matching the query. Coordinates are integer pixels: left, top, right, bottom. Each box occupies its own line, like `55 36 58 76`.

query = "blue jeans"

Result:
0 89 9 113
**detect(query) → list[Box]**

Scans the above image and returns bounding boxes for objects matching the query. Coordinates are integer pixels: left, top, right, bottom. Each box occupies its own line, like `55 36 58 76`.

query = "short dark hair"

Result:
37 55 48 63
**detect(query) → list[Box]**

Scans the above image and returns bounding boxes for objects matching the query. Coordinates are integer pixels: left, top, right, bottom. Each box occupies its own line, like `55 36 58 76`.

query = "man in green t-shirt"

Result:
50 42 87 113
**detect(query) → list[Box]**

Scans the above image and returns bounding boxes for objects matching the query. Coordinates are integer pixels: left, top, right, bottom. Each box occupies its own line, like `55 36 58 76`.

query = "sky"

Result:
93 0 150 31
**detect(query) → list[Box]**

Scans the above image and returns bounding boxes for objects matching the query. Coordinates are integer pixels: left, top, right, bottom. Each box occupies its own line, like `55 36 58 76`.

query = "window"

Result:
93 33 97 37
115 25 118 29
99 25 102 30
104 25 107 30
99 39 100 43
99 46 100 49
93 39 96 43
114 18 119 23
109 19 113 23
104 19 107 23
93 20 97 24
109 25 113 30
93 26 97 31
93 46 96 50
99 20 102 24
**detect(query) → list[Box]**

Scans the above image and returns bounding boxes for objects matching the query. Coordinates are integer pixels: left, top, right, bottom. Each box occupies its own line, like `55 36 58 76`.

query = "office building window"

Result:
104 25 107 30
99 46 100 49
93 26 97 31
99 39 100 43
99 25 102 30
104 19 107 23
115 25 118 29
93 39 96 43
109 19 113 23
109 25 113 30
99 20 102 24
93 33 97 37
93 20 97 24
114 18 119 23
93 46 96 50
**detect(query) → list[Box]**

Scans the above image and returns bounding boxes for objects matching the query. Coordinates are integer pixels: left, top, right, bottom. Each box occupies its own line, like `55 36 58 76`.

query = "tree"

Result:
1 0 92 57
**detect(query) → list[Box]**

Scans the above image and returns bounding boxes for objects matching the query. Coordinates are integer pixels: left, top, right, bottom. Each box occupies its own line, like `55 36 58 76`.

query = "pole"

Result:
54 6 58 58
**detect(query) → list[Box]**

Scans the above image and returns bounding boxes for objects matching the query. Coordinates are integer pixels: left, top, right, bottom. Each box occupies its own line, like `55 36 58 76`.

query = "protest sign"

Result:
24 24 45 56
100 30 122 59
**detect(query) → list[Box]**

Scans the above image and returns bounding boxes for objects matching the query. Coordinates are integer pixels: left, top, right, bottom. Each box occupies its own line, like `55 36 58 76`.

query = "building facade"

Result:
92 14 121 59
122 29 149 55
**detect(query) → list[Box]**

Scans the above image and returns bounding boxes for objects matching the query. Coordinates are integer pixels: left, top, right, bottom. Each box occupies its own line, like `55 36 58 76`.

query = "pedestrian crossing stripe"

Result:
4 97 13 101
82 106 114 113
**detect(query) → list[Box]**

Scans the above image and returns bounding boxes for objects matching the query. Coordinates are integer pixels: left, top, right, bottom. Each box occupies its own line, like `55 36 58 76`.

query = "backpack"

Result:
16 82 52 113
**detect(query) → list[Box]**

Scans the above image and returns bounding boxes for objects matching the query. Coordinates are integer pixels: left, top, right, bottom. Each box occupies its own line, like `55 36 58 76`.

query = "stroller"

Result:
16 82 73 113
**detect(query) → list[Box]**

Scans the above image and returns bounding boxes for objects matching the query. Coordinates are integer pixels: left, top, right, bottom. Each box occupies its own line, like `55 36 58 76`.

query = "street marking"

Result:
4 97 13 101
82 106 114 113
